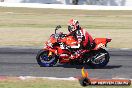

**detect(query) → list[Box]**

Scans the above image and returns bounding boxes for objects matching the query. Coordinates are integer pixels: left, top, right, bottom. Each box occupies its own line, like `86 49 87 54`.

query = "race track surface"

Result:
0 47 132 79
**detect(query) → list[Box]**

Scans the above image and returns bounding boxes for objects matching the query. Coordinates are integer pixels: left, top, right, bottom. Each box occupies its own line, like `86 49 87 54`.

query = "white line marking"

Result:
18 76 77 81
112 77 132 81
0 2 132 10
19 76 132 81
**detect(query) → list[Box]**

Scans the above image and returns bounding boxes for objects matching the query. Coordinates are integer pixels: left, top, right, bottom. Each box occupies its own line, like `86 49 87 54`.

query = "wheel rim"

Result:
39 51 56 65
91 53 107 64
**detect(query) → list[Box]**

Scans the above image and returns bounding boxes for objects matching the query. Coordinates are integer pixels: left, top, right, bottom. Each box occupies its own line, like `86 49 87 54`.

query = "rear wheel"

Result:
36 50 58 67
88 49 110 68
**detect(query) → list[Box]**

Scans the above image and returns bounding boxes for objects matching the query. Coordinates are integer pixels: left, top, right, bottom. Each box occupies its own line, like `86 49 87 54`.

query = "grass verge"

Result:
0 7 132 48
0 77 131 88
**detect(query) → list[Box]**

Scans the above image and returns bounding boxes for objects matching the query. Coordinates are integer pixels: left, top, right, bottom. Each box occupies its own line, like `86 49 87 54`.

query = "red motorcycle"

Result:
36 25 112 68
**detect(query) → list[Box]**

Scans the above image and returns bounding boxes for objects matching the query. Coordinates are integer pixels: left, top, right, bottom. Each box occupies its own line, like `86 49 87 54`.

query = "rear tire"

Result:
36 50 58 67
88 49 110 68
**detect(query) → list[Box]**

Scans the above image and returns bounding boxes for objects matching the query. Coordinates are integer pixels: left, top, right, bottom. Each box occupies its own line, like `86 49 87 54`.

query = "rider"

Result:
67 19 94 59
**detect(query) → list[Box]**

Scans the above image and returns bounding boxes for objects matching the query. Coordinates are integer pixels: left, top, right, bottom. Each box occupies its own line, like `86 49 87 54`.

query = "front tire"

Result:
36 50 58 67
88 49 110 68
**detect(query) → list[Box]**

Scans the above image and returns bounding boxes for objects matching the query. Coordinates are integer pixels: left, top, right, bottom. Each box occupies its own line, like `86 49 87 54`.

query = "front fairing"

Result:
45 34 57 48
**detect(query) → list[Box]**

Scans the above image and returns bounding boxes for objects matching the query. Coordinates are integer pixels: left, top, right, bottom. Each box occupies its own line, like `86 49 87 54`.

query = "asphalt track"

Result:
0 47 132 79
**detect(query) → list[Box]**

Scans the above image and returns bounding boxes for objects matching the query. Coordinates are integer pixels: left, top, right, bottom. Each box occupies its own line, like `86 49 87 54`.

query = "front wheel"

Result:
36 50 58 67
88 49 110 68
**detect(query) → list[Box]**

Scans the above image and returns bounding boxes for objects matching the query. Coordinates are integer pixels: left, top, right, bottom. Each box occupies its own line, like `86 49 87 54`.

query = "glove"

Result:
70 44 80 49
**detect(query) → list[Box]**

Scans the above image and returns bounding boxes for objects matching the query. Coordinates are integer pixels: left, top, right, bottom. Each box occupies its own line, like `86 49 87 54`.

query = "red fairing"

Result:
94 38 112 50
94 38 107 45
82 29 93 47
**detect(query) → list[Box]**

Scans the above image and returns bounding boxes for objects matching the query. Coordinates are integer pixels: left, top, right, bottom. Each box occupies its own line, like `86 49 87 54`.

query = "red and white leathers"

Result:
67 27 94 59
67 27 93 49
66 19 94 59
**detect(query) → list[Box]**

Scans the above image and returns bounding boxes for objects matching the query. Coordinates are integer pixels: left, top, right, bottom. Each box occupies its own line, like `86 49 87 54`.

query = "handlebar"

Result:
54 33 66 39
53 25 67 42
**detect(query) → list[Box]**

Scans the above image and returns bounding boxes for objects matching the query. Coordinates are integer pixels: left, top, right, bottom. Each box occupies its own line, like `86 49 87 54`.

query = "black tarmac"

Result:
0 47 132 79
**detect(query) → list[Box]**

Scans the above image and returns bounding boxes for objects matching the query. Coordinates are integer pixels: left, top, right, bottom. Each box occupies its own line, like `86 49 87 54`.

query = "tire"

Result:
36 49 58 67
88 49 110 68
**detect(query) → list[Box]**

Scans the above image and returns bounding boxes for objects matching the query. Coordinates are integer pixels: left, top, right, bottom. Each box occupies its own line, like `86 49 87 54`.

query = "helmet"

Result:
68 19 79 32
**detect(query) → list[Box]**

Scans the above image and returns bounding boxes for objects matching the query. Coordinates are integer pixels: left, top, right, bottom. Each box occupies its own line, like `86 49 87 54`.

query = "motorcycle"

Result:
36 25 112 68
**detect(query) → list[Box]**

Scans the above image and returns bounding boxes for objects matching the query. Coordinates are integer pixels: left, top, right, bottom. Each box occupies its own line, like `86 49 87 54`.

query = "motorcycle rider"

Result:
66 19 94 59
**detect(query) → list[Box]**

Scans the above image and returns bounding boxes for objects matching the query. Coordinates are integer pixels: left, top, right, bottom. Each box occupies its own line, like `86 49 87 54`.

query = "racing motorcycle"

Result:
36 25 112 68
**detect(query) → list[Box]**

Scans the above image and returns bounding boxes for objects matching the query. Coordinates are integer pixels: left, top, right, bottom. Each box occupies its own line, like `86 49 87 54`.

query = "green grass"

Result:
0 7 132 48
0 78 131 88
0 7 132 29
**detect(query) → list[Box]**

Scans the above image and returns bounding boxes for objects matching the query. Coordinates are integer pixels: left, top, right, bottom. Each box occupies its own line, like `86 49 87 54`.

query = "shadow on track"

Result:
52 64 122 69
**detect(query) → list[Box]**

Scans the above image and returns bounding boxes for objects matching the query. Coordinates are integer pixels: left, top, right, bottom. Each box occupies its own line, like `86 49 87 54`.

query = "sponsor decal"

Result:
78 67 131 86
